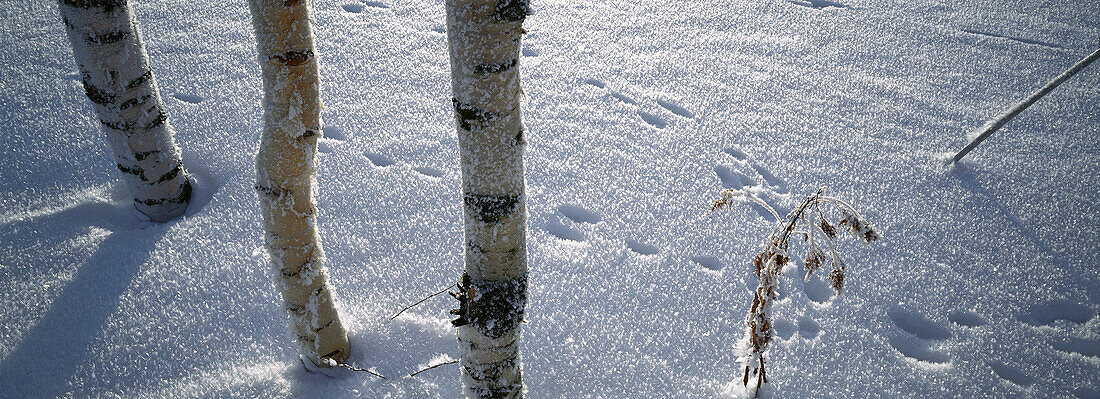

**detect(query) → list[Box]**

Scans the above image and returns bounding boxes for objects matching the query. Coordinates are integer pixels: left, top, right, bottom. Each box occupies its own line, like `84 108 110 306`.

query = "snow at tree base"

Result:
0 0 1097 397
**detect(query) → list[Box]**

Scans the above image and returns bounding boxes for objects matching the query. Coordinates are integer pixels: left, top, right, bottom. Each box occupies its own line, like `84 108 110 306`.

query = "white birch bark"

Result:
58 0 191 222
446 0 529 397
248 0 350 367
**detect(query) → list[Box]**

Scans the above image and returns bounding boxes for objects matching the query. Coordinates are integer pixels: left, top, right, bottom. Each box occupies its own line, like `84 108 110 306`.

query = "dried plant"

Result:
711 188 880 397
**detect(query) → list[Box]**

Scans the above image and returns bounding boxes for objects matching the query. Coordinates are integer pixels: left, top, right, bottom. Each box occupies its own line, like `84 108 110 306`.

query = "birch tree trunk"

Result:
58 0 191 222
248 0 350 367
446 0 529 397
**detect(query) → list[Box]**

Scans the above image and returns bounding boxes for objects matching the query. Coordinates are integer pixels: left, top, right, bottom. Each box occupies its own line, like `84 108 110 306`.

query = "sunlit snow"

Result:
1 0 1098 397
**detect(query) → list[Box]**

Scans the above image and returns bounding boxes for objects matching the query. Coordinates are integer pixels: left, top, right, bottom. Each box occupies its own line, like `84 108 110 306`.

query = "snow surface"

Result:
1 0 1099 398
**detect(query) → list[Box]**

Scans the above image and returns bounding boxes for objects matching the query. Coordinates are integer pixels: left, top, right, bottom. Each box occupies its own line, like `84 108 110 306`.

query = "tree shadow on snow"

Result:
0 228 166 397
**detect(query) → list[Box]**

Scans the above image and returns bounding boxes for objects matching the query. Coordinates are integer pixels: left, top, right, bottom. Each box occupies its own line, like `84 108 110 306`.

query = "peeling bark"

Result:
248 0 350 367
58 0 191 222
446 0 529 397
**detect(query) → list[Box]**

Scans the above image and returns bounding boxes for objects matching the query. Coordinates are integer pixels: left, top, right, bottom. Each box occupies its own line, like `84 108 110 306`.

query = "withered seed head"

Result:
820 218 837 239
828 268 845 294
863 225 880 242
804 249 822 275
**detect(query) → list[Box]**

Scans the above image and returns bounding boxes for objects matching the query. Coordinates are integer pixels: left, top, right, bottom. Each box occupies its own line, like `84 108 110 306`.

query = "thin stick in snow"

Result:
390 283 457 320
331 361 386 379
952 45 1100 163
409 360 460 378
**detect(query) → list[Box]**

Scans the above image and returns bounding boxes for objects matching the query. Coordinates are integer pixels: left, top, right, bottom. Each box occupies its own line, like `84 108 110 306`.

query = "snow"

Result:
1 0 1099 398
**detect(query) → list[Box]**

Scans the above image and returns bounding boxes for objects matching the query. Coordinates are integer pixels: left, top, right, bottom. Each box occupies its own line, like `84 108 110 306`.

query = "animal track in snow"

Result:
741 275 757 293
947 309 988 327
322 126 348 141
789 0 847 9
773 318 795 340
625 238 659 255
655 99 694 119
988 362 1035 387
523 48 540 57
414 167 443 178
430 25 445 34
888 335 950 364
364 152 395 167
363 1 389 8
691 255 723 271
1023 300 1095 326
714 159 788 220
585 79 683 129
717 147 788 195
316 139 339 154
317 126 348 153
546 219 585 242
884 309 963 366
342 3 364 13
172 93 204 104
1050 337 1100 357
637 111 667 129
751 164 787 193
722 147 749 161
714 165 756 190
583 79 606 89
557 204 602 224
1073 387 1100 399
712 147 792 219
798 316 821 339
888 308 952 340
609 92 637 105
803 276 835 304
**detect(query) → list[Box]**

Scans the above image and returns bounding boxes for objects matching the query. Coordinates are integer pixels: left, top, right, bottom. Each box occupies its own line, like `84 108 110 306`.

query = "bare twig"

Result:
953 45 1100 162
332 361 386 379
408 360 460 378
390 283 457 320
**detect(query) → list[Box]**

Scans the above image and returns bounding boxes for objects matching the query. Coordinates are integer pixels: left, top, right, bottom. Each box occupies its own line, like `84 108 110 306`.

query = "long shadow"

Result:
0 227 165 398
950 164 1068 268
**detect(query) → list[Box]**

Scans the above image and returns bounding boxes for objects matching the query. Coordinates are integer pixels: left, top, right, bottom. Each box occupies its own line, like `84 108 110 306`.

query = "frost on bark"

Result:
58 0 191 222
248 0 350 367
446 0 530 397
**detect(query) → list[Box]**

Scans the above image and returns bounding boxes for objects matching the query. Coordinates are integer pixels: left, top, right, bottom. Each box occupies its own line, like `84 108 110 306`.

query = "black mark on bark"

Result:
61 0 125 13
116 163 143 176
135 178 191 206
474 59 517 75
151 164 182 184
125 70 151 90
144 109 167 130
119 94 151 110
491 0 528 23
82 79 115 105
453 98 496 131
463 193 520 224
133 150 159 161
511 130 524 146
466 275 526 339
271 49 313 66
101 119 131 131
89 29 129 45
254 184 286 198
